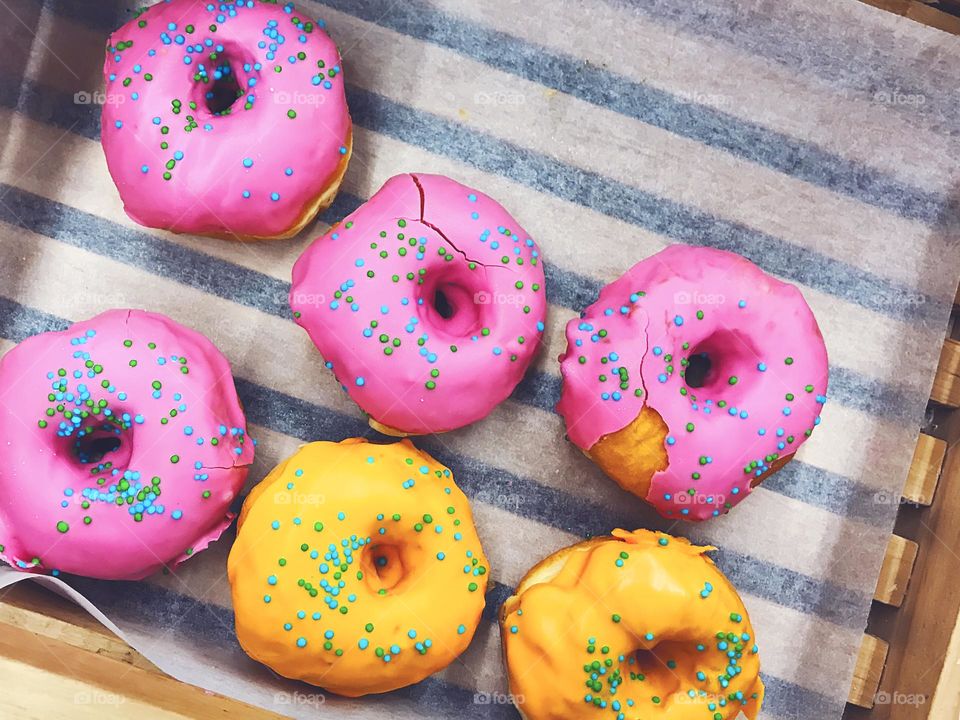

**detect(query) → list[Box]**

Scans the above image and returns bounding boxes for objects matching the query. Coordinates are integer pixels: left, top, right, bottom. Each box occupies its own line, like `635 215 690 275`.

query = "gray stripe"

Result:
0 72 950 330
41 0 954 227
0 184 924 524
68 575 840 718
0 296 872 629
612 0 960 137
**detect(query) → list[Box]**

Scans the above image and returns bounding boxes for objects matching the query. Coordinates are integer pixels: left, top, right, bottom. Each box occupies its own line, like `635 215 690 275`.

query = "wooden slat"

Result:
902 433 947 505
874 535 919 607
848 634 890 708
0 583 155 671
931 339 960 408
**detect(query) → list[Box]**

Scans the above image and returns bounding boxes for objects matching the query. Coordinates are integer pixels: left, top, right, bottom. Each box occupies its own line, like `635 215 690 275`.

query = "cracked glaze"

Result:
291 173 547 434
101 0 351 238
557 245 828 520
0 310 254 580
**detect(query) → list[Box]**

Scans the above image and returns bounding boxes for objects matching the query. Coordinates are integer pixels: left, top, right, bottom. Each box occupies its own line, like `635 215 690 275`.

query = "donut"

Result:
500 529 764 720
228 437 489 696
101 0 352 240
0 309 254 580
290 173 547 435
557 244 828 521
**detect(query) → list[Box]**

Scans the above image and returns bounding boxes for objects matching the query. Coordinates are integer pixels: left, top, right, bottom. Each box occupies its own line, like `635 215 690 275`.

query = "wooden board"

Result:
929 604 960 718
0 583 286 720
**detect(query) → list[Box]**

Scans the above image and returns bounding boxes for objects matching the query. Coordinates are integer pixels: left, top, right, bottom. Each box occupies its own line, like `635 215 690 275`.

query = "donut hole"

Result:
190 45 252 117
683 352 712 388
684 329 757 398
627 645 683 700
362 543 407 592
71 421 131 469
433 287 456 320
418 272 486 337
204 66 242 115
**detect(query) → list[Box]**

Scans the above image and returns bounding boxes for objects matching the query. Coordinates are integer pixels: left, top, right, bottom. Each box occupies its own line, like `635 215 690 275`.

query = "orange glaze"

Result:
500 529 763 720
228 438 489 696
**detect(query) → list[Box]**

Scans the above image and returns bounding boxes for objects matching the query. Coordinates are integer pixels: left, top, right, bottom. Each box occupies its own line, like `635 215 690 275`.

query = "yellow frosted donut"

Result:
500 529 763 720
227 438 489 696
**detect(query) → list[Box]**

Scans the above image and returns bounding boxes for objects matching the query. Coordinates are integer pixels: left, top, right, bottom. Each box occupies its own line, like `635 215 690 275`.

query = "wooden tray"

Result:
1 3 958 718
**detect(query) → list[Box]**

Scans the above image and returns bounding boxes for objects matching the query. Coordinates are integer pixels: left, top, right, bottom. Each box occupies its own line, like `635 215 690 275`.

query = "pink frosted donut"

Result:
0 310 254 580
291 173 548 435
557 245 829 521
101 0 352 240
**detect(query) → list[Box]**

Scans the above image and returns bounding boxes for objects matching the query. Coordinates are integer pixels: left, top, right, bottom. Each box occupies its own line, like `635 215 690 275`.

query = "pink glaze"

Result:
291 173 548 434
557 245 829 521
0 310 254 580
101 0 351 237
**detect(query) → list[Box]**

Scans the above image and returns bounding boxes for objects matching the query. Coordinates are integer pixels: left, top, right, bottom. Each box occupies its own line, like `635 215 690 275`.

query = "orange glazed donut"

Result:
227 438 489 696
500 529 763 720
